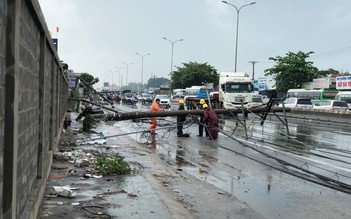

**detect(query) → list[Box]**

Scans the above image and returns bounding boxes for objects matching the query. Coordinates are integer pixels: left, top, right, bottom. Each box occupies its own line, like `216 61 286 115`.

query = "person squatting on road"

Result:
203 103 219 140
198 98 209 137
177 99 186 137
148 98 163 134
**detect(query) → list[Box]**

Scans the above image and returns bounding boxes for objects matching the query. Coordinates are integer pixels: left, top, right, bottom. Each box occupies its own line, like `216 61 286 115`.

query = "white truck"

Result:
219 72 257 109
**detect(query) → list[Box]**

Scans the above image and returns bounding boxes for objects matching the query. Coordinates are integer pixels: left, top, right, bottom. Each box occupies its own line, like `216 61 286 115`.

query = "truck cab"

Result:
219 72 254 109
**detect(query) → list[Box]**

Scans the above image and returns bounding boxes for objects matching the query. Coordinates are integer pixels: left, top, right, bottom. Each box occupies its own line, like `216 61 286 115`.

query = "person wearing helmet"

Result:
177 99 186 137
197 99 209 137
203 103 219 140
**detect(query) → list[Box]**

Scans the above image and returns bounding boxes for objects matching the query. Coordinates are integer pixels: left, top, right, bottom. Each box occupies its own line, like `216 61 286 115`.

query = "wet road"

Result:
106 102 351 219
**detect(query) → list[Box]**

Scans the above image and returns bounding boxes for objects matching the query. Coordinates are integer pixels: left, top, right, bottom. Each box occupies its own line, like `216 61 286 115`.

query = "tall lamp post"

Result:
222 1 256 72
163 37 183 90
115 66 124 90
109 70 115 91
121 62 133 88
135 53 150 92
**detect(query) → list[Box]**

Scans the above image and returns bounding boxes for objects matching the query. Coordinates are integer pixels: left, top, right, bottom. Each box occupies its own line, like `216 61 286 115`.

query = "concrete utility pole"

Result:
111 107 287 121
249 61 258 81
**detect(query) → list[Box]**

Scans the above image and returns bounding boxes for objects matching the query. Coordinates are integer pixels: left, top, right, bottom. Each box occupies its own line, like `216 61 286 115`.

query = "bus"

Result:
334 91 351 108
183 86 213 109
184 86 212 98
286 88 338 104
171 89 186 102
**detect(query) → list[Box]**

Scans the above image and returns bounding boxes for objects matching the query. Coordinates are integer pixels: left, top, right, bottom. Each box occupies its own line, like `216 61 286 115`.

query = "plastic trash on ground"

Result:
52 185 77 198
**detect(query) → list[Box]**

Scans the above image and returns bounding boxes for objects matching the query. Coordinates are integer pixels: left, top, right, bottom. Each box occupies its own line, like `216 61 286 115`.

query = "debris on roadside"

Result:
172 189 180 193
82 206 112 218
74 159 90 168
127 192 138 198
93 190 128 199
52 185 78 198
75 132 107 145
217 191 225 195
81 173 102 179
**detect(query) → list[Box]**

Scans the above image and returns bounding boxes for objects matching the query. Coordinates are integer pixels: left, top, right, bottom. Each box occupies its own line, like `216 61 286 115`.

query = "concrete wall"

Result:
0 1 5 218
1 0 69 218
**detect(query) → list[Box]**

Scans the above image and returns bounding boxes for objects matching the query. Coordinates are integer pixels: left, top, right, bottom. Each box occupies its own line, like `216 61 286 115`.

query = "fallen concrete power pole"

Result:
112 107 288 121
73 98 290 123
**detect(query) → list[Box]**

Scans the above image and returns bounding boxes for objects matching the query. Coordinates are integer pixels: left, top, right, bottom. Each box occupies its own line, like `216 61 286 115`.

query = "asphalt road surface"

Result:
106 102 351 219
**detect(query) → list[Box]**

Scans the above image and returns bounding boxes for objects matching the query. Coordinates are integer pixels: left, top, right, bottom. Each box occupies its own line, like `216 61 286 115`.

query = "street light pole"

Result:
222 1 256 72
163 37 183 90
136 53 150 92
121 62 133 88
109 70 115 91
115 66 125 90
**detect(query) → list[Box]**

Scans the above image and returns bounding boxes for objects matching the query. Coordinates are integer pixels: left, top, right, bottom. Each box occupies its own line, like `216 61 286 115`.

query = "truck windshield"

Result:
225 83 251 93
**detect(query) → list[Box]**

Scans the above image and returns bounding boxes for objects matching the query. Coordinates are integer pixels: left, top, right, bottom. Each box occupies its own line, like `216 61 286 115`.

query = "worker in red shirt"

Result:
203 103 219 140
149 98 163 134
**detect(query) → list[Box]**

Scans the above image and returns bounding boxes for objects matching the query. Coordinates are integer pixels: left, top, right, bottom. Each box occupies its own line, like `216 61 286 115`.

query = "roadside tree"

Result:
79 72 99 86
264 51 328 92
170 62 218 89
78 72 99 96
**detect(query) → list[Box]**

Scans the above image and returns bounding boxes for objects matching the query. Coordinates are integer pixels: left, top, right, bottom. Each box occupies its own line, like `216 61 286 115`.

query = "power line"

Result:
311 45 351 59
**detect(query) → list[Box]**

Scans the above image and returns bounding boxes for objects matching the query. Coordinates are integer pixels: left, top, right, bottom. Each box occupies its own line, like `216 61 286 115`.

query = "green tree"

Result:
146 77 170 89
264 51 328 92
170 62 218 89
318 68 339 77
79 72 99 86
79 72 99 94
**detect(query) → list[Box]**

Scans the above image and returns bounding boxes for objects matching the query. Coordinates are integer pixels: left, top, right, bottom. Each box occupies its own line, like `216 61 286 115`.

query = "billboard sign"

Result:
66 72 80 89
312 78 329 89
336 76 351 90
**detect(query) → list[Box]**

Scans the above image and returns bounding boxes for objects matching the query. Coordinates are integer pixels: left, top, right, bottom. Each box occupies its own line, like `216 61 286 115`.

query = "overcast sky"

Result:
38 0 351 88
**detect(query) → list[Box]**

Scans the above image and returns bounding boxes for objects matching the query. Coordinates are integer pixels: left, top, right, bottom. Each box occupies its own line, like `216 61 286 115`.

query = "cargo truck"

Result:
219 72 257 109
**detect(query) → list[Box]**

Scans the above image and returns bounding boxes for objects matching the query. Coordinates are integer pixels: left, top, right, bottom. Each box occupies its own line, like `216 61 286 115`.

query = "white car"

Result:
279 98 313 109
313 100 349 111
154 95 171 108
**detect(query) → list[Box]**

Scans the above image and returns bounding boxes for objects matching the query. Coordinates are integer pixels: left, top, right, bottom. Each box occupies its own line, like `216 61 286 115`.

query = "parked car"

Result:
154 95 171 108
141 93 152 104
313 100 349 111
334 91 351 108
278 98 313 109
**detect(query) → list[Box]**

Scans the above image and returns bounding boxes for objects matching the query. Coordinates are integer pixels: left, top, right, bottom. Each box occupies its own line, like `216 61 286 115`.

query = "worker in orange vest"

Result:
148 98 163 134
